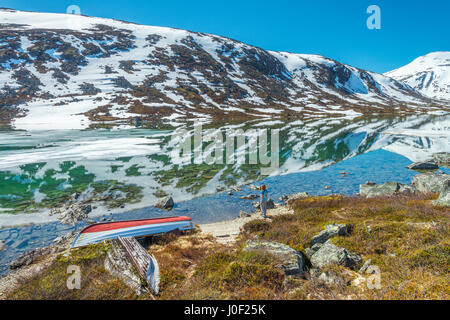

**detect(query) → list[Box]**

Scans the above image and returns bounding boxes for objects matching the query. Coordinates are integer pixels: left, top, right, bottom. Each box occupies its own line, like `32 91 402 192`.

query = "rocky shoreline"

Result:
1 155 449 299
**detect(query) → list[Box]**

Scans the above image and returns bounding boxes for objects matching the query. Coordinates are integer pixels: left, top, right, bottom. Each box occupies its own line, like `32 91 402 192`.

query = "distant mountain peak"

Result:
0 9 448 130
385 51 450 102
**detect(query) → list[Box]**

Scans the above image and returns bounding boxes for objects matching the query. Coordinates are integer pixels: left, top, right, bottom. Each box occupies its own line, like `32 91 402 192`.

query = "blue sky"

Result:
2 0 449 73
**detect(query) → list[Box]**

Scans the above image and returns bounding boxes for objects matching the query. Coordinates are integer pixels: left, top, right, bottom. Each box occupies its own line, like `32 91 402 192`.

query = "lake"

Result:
0 113 449 275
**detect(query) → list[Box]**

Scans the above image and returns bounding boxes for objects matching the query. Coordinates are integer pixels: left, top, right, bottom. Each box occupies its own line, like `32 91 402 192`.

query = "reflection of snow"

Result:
0 114 449 227
374 115 450 162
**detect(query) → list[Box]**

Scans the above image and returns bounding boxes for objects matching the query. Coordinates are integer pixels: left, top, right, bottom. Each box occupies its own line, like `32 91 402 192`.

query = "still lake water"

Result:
0 113 449 276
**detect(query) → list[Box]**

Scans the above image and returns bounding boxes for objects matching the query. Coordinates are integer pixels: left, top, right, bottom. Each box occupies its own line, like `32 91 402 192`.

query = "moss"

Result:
409 244 450 272
7 241 147 300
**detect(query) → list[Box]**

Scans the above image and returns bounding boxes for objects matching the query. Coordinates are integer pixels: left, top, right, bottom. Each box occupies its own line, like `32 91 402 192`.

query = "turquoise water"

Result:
1 148 448 276
0 113 449 276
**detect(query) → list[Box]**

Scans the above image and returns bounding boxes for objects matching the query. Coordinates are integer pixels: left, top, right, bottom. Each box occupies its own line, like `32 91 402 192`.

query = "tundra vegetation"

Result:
5 192 449 300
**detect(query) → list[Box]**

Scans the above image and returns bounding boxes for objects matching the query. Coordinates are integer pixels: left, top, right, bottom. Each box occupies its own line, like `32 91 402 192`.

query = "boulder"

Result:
432 152 450 167
311 223 349 245
244 240 307 276
433 182 450 207
50 203 93 225
288 192 309 201
10 246 64 270
0 240 5 252
310 240 362 270
154 196 174 210
406 161 439 171
305 243 323 259
359 181 414 198
412 173 450 194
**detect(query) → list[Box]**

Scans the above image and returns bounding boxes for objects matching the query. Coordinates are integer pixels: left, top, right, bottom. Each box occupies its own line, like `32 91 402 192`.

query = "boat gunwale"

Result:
77 216 192 235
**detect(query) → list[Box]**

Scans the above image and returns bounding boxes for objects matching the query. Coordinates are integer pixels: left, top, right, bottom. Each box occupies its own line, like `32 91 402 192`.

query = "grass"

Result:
6 193 449 300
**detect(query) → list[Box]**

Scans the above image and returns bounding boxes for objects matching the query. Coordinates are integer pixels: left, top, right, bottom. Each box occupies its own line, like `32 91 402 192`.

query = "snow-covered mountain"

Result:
385 52 450 102
0 8 448 129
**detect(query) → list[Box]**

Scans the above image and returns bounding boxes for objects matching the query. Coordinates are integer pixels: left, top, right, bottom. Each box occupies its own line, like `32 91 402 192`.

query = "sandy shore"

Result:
199 204 293 244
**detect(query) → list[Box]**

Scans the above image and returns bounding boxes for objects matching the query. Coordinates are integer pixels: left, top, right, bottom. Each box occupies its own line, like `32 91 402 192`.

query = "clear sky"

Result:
2 0 449 73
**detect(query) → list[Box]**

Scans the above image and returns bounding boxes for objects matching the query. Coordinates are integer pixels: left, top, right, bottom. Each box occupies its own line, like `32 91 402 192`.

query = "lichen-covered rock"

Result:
433 182 450 207
50 203 92 225
244 240 306 276
412 173 450 194
154 196 174 210
310 240 362 270
359 181 414 198
432 152 450 167
311 223 349 245
9 246 64 270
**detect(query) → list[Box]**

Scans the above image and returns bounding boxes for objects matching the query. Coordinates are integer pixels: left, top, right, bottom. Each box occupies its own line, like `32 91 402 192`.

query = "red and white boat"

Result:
71 216 195 248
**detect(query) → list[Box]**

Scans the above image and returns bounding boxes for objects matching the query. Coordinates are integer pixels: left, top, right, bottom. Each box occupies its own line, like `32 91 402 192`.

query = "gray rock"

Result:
287 192 309 201
310 240 362 270
412 173 450 194
244 240 307 276
432 152 450 167
305 243 323 258
154 196 174 210
433 181 450 207
406 161 439 171
359 181 414 198
50 202 93 225
239 210 251 218
10 246 64 270
311 223 349 245
359 259 372 274
0 240 5 252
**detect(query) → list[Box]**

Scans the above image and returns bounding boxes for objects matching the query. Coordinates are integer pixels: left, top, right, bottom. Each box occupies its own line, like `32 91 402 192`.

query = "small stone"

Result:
239 211 251 218
359 259 372 274
244 240 307 277
310 239 362 270
311 223 349 245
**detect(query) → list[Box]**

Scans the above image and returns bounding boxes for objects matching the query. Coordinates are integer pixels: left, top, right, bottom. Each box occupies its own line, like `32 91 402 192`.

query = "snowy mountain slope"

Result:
0 9 447 129
385 52 450 102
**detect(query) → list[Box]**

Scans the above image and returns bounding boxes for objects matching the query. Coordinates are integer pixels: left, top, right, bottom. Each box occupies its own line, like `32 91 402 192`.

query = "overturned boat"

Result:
72 216 195 248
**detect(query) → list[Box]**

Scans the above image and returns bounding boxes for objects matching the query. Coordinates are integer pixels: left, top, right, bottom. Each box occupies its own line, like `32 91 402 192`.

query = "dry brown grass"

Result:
6 193 449 300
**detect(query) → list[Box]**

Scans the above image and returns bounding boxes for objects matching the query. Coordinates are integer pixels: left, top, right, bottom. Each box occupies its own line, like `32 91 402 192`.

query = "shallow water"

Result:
0 113 449 276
